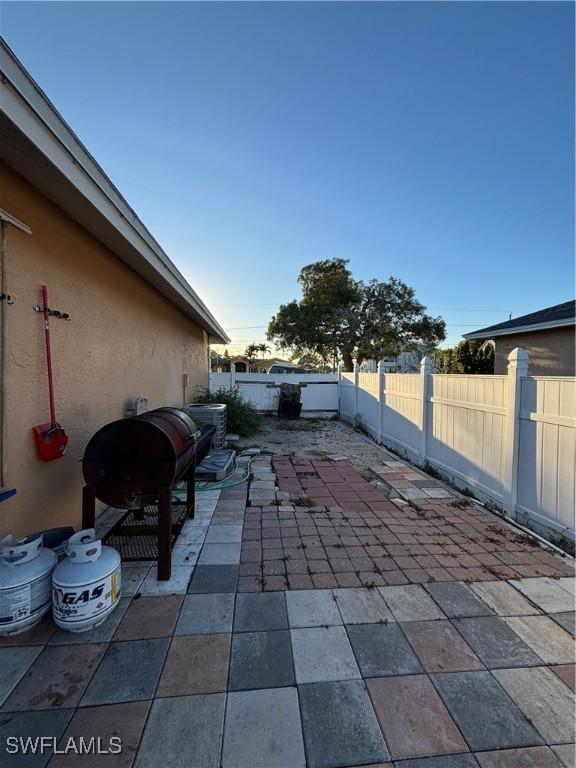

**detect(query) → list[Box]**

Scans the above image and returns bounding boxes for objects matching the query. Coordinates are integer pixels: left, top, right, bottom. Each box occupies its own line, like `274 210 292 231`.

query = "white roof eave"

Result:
464 318 575 340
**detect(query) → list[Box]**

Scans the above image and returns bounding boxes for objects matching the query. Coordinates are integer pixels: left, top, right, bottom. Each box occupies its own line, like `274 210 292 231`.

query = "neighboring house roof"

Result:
224 356 291 366
464 300 576 340
0 39 229 344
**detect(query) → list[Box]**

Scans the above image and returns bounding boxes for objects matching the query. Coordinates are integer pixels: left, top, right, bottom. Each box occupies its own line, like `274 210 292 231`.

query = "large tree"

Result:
267 259 446 370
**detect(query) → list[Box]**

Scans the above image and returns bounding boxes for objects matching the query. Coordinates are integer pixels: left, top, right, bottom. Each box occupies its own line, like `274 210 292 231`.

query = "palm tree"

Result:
257 343 271 359
244 344 259 371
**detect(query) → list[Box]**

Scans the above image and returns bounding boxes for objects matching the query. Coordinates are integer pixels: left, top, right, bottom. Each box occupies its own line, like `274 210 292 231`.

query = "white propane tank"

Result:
0 534 57 635
52 529 121 632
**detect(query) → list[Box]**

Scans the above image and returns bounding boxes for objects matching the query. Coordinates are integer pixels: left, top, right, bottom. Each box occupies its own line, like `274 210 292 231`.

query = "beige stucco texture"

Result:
1 162 209 537
494 327 575 376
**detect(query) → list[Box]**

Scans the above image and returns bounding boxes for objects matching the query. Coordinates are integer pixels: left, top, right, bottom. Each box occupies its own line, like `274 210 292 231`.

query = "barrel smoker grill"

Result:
82 407 215 580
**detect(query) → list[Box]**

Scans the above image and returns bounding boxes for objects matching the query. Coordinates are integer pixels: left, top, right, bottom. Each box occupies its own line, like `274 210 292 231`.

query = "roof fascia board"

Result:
464 317 575 340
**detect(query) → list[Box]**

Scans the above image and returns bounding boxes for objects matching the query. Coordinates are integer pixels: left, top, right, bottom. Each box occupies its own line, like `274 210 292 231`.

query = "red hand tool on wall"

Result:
32 286 68 461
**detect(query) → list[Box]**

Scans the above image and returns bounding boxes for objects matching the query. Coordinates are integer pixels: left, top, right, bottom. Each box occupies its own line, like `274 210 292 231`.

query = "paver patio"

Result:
0 422 574 767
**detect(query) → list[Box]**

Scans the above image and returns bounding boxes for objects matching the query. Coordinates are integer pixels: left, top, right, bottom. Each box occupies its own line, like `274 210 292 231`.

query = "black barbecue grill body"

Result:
83 406 200 509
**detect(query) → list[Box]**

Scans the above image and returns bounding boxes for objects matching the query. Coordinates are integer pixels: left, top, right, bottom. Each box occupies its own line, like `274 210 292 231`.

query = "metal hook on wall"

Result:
32 304 71 321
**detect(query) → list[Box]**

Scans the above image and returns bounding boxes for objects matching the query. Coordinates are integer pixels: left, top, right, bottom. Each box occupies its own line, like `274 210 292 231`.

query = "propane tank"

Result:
52 529 121 632
30 527 74 561
0 534 57 635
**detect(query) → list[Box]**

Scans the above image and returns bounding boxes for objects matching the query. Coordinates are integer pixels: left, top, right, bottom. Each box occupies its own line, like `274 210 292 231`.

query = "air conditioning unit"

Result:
184 404 226 449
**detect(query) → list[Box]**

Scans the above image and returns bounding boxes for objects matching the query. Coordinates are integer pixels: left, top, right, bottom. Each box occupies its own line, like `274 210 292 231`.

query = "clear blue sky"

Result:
1 1 573 352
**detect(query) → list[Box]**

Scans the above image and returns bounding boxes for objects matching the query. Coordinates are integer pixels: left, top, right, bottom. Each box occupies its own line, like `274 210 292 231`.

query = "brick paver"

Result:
492 666 575 744
431 671 543 751
51 701 150 768
0 443 573 767
299 680 389 767
367 674 468 759
157 633 230 696
400 620 483 673
240 455 573 592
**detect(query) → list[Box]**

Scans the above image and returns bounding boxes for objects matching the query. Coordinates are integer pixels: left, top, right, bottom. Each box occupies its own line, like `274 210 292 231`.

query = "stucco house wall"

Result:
493 327 575 376
1 161 210 537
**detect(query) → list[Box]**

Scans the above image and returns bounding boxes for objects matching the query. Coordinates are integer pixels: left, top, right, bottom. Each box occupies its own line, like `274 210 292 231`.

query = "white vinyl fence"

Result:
209 371 339 416
340 349 576 545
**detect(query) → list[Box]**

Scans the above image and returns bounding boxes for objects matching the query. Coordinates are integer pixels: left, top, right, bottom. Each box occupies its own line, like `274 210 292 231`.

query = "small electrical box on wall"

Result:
125 397 148 417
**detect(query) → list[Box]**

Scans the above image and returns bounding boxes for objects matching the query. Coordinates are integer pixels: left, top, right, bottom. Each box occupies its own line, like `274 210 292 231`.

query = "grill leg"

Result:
186 464 196 519
82 485 96 529
158 486 171 581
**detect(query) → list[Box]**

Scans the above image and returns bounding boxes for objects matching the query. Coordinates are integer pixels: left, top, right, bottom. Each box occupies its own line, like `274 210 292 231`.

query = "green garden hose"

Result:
193 450 273 491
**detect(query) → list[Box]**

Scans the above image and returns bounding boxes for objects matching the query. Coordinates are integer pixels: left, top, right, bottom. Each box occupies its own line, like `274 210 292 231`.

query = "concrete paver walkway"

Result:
0 427 574 768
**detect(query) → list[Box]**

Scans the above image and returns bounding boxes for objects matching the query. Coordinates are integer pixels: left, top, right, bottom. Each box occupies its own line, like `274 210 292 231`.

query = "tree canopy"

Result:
437 339 495 374
244 343 271 362
267 258 446 370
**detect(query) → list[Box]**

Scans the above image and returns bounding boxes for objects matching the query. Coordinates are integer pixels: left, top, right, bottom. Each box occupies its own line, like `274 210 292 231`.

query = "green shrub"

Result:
194 386 262 436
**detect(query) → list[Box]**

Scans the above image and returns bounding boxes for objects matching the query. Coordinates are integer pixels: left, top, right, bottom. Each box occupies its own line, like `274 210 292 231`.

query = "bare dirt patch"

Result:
239 417 395 472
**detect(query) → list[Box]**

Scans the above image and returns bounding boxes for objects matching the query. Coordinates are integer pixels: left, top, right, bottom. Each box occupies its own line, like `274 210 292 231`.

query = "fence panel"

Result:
381 373 422 458
427 375 507 501
338 358 575 546
208 372 339 415
210 372 234 390
517 377 576 537
357 373 379 438
339 372 356 422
